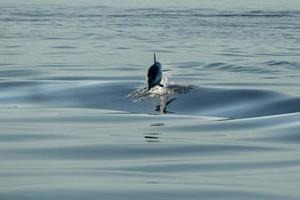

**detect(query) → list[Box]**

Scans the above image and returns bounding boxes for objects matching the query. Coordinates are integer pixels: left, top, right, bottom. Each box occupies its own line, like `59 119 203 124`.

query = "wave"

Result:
0 80 299 119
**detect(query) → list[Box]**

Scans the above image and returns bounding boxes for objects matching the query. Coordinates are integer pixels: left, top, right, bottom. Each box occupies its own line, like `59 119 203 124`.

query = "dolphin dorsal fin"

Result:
154 52 157 63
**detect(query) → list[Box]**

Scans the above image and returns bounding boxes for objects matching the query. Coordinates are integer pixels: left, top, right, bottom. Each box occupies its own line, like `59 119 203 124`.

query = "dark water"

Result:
0 1 300 199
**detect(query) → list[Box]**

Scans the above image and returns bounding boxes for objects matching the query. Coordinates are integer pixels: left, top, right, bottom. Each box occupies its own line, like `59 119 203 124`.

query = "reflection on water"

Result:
144 132 160 143
155 95 176 114
146 121 164 143
150 122 165 127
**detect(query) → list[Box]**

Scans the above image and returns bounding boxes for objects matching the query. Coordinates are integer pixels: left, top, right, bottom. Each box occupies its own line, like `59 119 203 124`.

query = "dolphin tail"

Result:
154 52 157 63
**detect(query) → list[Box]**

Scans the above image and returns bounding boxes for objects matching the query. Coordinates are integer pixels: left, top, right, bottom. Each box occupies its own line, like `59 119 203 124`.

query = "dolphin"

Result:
147 53 164 90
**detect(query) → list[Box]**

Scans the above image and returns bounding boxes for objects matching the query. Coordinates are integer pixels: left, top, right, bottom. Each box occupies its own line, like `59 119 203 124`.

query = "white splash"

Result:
148 75 168 96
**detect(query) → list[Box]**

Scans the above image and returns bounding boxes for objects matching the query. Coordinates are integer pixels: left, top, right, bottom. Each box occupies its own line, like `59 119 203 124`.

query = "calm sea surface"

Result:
0 0 300 199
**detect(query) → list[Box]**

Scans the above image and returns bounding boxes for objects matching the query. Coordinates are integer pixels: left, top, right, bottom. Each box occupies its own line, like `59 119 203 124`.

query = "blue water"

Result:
0 1 300 199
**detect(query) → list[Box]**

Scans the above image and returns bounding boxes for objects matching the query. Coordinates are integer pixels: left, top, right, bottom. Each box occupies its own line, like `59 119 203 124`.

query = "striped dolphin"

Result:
147 53 164 90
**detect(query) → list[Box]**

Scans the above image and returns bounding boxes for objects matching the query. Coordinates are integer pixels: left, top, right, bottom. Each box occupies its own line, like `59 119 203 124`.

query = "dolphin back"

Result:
147 62 162 90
